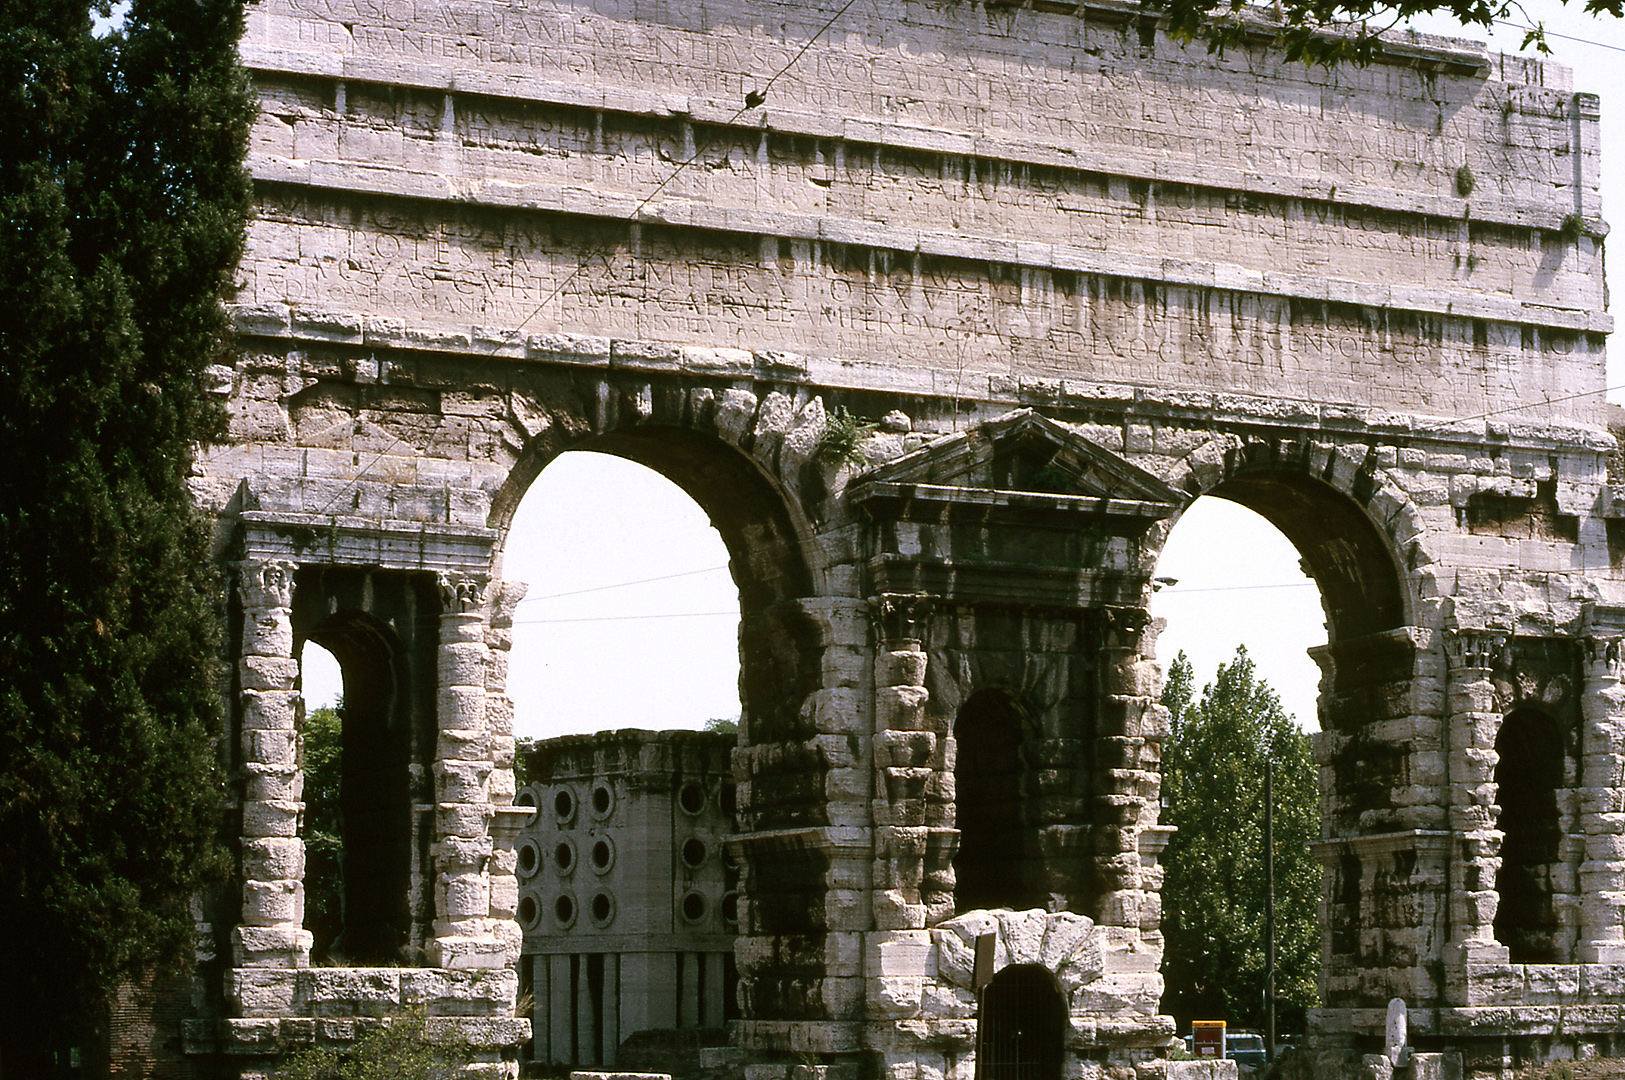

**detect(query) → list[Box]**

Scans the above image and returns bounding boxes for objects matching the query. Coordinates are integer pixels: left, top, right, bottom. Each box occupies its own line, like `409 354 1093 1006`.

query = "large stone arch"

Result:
176 0 1625 1071
1150 430 1442 1038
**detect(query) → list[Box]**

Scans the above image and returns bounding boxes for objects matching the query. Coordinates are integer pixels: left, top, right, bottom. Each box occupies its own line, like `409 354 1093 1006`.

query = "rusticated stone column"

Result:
1443 628 1509 968
1579 608 1625 963
485 580 532 947
233 557 312 969
1095 605 1156 930
429 572 513 969
869 593 938 935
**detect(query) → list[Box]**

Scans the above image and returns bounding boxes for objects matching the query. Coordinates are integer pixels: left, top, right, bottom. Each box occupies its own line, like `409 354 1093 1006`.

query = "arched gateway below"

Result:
169 0 1624 1076
978 966 1067 1080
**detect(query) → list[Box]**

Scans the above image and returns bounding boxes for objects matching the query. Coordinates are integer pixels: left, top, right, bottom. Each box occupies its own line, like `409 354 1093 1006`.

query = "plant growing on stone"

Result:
816 406 877 469
271 1009 474 1080
0 0 253 1069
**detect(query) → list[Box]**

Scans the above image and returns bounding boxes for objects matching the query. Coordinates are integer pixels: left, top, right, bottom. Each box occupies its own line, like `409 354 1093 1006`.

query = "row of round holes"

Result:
517 836 615 879
517 782 710 822
518 835 720 879
518 889 736 931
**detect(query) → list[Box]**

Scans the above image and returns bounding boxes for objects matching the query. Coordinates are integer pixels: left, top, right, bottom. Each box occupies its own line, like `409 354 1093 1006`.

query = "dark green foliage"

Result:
304 705 344 961
1138 0 1615 65
1159 649 1321 1035
272 1009 475 1080
0 0 252 1069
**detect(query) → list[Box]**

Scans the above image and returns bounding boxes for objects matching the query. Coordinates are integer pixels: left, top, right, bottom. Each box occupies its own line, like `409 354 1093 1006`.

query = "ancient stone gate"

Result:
184 0 1621 1073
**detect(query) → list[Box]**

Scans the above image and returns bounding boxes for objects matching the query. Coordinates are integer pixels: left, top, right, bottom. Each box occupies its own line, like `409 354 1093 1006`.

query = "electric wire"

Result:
306 0 864 518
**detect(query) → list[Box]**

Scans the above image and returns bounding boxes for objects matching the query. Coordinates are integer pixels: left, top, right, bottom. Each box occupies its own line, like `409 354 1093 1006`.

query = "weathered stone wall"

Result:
174 0 1624 1075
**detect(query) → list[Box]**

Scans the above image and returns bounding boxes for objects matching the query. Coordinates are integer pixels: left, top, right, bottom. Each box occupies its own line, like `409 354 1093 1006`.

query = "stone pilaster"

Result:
1095 605 1156 930
429 571 510 969
1443 628 1509 968
233 557 312 969
869 593 939 934
486 580 531 955
1579 607 1625 962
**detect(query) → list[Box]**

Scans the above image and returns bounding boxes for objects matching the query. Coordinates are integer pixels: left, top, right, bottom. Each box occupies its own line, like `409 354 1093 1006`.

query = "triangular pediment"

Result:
853 410 1183 517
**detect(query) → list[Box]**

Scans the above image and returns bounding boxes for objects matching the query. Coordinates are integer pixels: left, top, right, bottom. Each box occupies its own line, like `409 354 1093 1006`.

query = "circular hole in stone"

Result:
678 781 706 816
554 840 576 875
554 788 575 822
681 891 706 923
554 894 576 928
518 893 539 929
681 838 706 868
592 784 613 817
591 892 615 926
515 788 537 807
591 838 615 874
517 841 539 878
721 891 738 925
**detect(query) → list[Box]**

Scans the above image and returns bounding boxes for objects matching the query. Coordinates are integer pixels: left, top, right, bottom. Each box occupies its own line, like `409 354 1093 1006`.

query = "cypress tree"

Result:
0 0 252 1072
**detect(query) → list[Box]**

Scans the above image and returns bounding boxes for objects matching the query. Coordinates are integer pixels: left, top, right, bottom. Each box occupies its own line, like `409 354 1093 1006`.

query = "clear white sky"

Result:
302 0 1625 736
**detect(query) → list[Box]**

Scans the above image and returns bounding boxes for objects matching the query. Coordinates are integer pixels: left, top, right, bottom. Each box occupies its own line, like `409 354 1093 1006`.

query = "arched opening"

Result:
297 640 343 962
953 690 1046 913
1153 467 1411 1029
292 570 436 965
978 965 1066 1080
1494 707 1564 963
501 452 741 737
495 423 820 1026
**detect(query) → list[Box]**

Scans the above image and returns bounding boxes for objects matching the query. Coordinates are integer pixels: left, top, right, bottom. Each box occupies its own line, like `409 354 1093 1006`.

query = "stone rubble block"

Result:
867 930 934 978
1041 912 1102 975
240 655 300 691
438 727 489 760
437 801 495 838
811 687 866 733
242 728 298 767
432 933 516 970
438 641 489 687
242 878 304 926
1071 972 1164 1016
435 758 494 803
1524 964 1579 1004
488 874 518 919
918 983 977 1020
866 976 924 1018
245 763 303 803
874 686 929 731
228 969 300 1017
231 924 312 968
399 968 517 1014
438 685 488 729
301 969 403 1016
243 837 305 882
819 975 863 1018
877 650 928 687
243 611 293 657
242 798 302 838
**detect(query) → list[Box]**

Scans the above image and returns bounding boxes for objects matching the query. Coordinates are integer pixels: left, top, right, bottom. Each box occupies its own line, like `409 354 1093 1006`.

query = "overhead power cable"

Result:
309 0 863 518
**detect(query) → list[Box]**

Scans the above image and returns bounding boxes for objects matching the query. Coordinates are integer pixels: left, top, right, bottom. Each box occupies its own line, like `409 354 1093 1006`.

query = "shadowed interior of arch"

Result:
295 602 419 965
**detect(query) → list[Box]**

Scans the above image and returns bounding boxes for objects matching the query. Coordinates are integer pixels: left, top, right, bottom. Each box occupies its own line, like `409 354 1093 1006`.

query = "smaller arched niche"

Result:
953 690 1048 914
297 604 419 965
1494 707 1565 963
979 965 1067 1080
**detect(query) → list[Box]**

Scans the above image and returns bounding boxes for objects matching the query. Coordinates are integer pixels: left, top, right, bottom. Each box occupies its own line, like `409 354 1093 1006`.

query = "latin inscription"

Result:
251 88 1601 311
244 194 1593 417
246 0 1583 209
